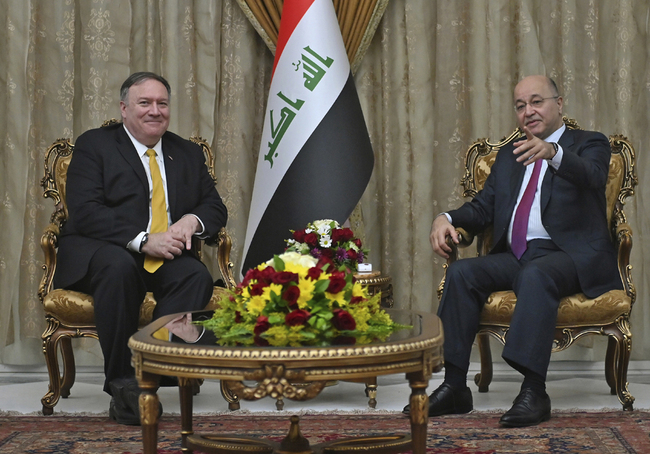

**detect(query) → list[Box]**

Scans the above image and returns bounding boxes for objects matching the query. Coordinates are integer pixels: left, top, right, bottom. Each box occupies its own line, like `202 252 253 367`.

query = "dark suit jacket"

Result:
448 128 621 298
55 122 228 288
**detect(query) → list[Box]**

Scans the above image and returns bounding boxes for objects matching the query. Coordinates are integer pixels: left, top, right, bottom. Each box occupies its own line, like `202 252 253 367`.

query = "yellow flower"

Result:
261 283 284 301
351 282 366 298
296 278 316 309
246 295 267 316
327 291 348 307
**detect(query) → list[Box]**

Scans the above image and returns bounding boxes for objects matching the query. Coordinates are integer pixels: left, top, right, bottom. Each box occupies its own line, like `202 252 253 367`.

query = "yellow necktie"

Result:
144 149 167 273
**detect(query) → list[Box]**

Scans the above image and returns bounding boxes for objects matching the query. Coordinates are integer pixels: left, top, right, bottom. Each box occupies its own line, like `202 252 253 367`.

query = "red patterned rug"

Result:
1 411 649 453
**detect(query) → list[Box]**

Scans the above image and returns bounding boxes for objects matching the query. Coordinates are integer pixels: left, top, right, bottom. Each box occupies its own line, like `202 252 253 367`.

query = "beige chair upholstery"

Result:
39 120 236 415
438 117 638 410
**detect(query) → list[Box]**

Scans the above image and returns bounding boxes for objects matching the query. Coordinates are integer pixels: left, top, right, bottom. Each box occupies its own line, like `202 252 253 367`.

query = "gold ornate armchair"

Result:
39 122 236 415
438 117 638 410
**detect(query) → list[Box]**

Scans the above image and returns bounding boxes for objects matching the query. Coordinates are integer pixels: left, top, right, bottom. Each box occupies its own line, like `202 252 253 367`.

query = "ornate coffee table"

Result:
128 309 443 454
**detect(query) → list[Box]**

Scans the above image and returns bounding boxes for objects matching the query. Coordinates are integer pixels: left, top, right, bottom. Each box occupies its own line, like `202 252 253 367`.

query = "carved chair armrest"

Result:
202 227 236 290
39 223 60 303
615 222 633 294
445 227 474 264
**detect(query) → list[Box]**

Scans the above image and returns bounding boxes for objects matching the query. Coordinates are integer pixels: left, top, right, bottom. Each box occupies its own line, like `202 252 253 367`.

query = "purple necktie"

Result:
511 159 543 259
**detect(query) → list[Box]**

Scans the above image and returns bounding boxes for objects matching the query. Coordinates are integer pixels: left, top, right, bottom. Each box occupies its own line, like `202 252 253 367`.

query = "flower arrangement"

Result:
197 251 407 347
284 219 369 272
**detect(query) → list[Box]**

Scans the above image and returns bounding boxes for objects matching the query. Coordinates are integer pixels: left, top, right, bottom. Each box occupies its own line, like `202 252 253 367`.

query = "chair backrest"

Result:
460 117 637 254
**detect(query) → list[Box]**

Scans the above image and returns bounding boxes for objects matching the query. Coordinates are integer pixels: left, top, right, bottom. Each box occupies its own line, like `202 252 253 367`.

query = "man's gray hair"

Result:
120 72 171 103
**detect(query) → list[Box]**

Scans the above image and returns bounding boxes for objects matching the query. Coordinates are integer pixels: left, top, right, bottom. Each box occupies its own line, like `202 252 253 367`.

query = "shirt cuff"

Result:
127 231 148 253
547 143 563 170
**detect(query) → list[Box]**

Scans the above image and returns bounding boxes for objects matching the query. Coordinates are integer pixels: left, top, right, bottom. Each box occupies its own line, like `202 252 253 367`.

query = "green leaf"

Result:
273 255 285 271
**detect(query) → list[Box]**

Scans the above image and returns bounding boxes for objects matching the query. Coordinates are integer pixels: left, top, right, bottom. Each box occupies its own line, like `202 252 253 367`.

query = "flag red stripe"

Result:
271 0 315 78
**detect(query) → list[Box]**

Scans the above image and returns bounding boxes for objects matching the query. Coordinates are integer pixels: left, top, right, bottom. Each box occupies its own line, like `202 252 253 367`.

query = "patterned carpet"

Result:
1 411 649 453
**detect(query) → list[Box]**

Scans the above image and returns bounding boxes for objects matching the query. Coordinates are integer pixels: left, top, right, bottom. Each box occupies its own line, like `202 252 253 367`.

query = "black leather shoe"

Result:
108 377 163 426
109 396 141 425
402 383 473 417
499 388 551 427
108 378 142 425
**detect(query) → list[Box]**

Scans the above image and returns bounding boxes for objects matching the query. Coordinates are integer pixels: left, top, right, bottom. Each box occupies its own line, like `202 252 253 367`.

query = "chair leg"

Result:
474 332 493 392
608 326 635 411
604 336 617 395
41 328 64 415
59 337 76 398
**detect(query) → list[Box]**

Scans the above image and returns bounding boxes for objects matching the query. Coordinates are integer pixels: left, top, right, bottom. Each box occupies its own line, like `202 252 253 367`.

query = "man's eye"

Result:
515 104 525 112
531 99 544 107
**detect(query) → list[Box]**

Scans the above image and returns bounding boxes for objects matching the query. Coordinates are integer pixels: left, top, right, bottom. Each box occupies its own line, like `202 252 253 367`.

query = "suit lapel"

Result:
114 125 149 193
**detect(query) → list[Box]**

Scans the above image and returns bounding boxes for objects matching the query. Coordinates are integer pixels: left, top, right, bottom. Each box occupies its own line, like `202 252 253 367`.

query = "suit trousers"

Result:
437 239 581 379
69 243 214 394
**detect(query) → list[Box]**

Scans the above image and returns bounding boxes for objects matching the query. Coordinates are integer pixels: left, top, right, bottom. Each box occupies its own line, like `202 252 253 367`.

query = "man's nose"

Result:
149 103 161 115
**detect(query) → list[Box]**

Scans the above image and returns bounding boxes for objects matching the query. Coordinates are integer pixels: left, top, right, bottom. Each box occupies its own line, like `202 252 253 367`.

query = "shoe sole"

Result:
498 412 551 427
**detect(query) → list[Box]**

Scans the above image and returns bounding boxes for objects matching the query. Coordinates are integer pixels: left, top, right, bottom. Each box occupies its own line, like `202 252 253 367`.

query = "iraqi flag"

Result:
241 0 375 274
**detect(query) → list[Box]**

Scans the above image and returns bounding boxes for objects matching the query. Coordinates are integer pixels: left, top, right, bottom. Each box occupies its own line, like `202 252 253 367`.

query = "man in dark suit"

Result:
54 72 227 425
403 75 621 426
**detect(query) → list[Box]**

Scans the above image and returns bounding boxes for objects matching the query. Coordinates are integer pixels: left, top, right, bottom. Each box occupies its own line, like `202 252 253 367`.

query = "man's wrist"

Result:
139 233 149 252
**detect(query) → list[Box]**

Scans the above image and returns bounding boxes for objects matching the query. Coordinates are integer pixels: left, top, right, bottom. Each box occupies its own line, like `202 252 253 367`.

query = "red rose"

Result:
282 285 300 307
347 249 358 261
307 267 322 280
249 282 267 296
317 256 335 272
332 309 356 331
235 311 242 323
354 238 362 248
293 229 307 243
331 229 345 244
304 232 318 247
254 315 270 335
341 228 354 241
327 276 346 294
285 309 311 326
321 248 334 258
350 296 364 304
260 266 276 281
273 271 299 285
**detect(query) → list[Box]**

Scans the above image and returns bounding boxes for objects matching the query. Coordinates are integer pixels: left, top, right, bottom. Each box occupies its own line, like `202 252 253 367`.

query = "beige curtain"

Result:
1 0 648 368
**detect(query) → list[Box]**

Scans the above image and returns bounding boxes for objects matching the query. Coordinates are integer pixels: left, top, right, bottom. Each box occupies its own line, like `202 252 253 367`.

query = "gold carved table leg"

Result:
138 372 161 454
406 371 429 454
179 377 195 453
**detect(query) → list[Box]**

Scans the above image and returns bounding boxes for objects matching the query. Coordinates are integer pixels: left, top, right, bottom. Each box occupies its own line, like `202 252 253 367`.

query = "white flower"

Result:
313 219 338 233
286 239 296 245
305 228 313 234
319 235 332 248
316 224 330 235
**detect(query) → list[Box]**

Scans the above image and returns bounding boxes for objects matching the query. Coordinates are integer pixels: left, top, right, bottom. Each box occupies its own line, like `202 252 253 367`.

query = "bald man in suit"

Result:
404 75 621 427
55 72 227 425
